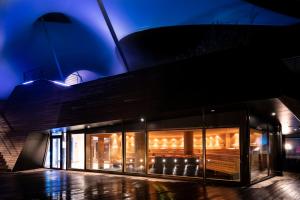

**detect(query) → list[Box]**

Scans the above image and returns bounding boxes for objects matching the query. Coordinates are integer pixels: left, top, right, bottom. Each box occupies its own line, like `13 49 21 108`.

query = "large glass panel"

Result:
125 132 146 173
52 138 61 169
70 134 85 169
205 128 240 181
148 129 203 177
86 133 122 171
250 129 269 181
44 138 51 168
62 132 67 170
285 138 300 159
284 138 300 172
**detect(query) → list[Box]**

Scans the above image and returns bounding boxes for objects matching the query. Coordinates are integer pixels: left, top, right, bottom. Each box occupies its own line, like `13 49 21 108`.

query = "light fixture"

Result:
184 159 188 163
139 159 143 163
211 109 215 112
162 159 166 163
174 159 177 163
151 159 155 163
271 112 276 116
52 80 70 87
86 125 91 129
253 147 260 151
22 80 34 85
140 117 145 122
285 143 293 150
196 159 199 163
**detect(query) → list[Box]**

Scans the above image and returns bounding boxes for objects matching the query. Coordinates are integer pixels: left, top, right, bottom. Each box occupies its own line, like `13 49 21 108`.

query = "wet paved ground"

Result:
0 170 300 200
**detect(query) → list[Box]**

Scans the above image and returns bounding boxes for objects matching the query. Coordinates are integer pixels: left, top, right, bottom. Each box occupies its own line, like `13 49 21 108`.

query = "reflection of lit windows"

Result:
86 133 122 171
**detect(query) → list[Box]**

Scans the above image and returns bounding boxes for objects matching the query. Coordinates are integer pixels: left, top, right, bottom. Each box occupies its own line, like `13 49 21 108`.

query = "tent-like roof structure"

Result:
0 0 299 99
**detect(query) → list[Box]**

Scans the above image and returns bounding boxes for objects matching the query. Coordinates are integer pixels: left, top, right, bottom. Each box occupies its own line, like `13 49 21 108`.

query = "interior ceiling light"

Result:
271 112 276 116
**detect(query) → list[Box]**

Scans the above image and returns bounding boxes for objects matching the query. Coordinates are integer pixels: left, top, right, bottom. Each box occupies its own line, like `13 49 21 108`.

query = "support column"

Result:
184 131 194 155
135 132 146 171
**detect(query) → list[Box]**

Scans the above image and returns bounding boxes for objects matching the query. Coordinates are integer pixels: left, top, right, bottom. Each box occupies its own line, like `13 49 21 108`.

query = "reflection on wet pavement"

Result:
0 169 299 199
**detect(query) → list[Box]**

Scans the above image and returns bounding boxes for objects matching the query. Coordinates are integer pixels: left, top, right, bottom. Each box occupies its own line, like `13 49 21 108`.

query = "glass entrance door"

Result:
52 137 62 169
250 129 269 182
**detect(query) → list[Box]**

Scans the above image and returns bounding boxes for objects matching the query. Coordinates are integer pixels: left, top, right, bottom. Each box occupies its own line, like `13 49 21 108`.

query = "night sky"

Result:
0 0 299 99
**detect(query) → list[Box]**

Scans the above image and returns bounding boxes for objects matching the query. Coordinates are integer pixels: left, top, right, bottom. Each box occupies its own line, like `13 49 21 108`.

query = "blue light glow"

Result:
22 80 34 85
51 81 70 87
0 0 299 99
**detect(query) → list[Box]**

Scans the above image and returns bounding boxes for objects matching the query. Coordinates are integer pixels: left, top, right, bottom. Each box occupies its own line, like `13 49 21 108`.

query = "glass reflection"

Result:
86 133 122 171
205 128 240 181
125 131 146 173
44 138 51 168
71 134 85 169
52 138 61 169
148 129 203 177
250 129 269 181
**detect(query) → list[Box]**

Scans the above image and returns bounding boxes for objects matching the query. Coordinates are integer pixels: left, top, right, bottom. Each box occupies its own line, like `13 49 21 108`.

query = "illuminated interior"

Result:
125 132 146 173
52 137 61 169
249 129 269 181
205 128 240 180
70 134 85 169
147 128 240 180
86 133 122 171
148 129 203 177
44 140 51 168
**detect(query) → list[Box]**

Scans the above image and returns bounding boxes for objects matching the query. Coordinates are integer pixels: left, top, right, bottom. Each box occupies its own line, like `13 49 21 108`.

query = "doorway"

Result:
51 136 62 169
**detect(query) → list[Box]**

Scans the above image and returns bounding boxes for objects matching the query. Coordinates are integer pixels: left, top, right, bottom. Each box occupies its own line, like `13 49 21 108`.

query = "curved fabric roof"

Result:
0 0 299 99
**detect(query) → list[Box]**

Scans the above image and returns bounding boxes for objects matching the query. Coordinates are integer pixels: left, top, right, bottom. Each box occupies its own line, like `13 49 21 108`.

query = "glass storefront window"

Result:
62 132 67 169
70 134 85 169
86 132 122 171
205 128 240 181
285 138 300 159
44 138 51 168
250 129 269 181
148 129 203 177
125 131 146 173
52 137 61 169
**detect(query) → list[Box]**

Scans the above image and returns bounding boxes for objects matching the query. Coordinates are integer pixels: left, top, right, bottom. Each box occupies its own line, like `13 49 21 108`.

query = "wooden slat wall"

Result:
0 114 27 170
3 50 289 133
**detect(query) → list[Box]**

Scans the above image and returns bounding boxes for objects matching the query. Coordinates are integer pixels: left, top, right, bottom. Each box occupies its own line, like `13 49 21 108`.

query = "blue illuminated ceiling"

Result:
0 0 299 99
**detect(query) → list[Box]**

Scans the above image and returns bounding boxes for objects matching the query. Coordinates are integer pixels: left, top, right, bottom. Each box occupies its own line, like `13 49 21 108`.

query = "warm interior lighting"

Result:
148 128 240 180
285 143 293 150
271 112 276 116
253 147 260 151
87 132 122 171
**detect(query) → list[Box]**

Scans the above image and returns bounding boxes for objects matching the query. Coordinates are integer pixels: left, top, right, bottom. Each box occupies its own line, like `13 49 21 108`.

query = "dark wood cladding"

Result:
3 50 291 132
120 25 300 71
